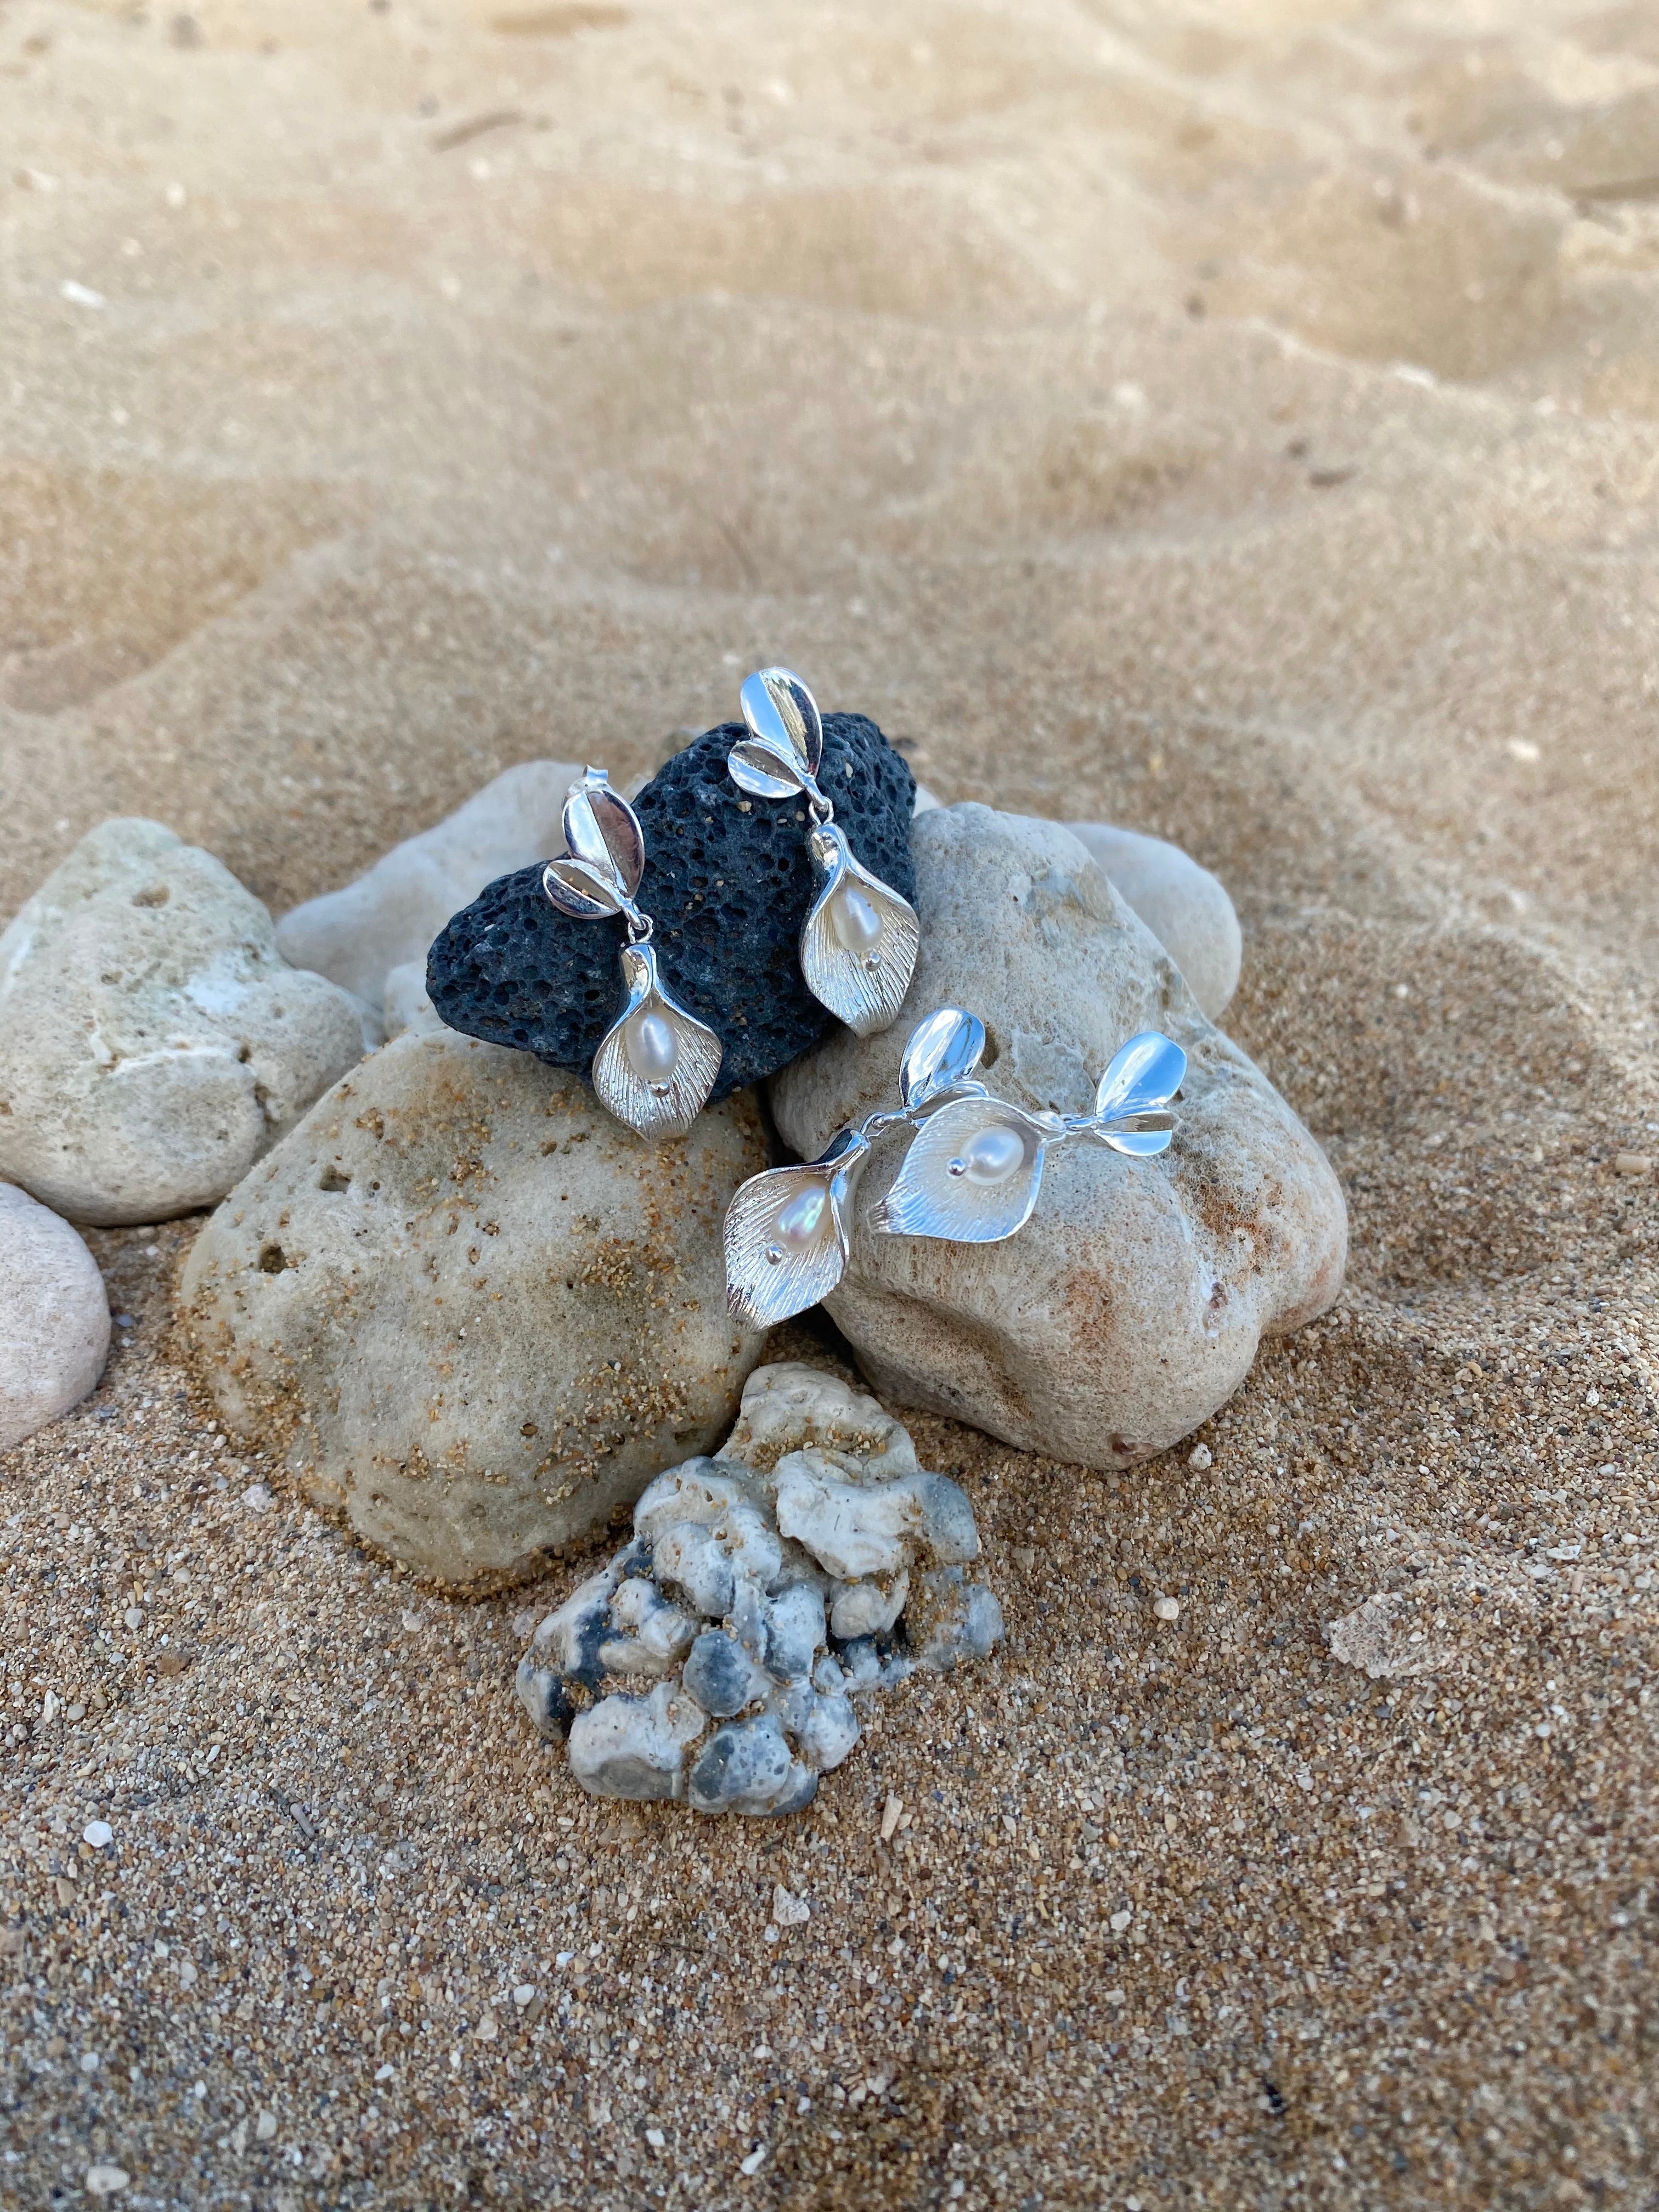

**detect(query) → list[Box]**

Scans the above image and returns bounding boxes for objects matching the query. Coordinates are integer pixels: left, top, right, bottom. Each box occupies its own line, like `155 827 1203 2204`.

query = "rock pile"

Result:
514 1364 1002 1813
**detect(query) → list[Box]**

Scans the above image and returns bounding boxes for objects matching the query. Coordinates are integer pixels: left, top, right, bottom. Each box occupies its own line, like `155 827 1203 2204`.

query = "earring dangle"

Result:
723 1006 987 1328
726 667 921 1037
543 768 722 1141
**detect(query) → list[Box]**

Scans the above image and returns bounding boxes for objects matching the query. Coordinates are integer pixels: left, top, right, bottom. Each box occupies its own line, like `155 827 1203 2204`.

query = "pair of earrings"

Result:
723 1007 1187 1328
542 669 920 1140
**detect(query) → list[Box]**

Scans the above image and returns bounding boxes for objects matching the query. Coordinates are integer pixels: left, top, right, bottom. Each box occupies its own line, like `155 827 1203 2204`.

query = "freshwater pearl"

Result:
830 884 884 955
771 1181 829 1250
947 1124 1026 1186
623 1009 680 1086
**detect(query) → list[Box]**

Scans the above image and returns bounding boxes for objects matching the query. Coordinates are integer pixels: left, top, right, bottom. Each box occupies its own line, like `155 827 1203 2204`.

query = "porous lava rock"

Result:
427 714 916 1101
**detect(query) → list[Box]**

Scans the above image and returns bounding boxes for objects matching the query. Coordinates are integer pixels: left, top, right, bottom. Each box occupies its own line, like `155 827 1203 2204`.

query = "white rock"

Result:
770 805 1346 1471
915 788 1240 1019
513 1363 1002 1814
274 760 580 1012
719 1361 919 1477
0 1184 110 1449
181 1026 768 1588
0 820 372 1226
1064 822 1242 1020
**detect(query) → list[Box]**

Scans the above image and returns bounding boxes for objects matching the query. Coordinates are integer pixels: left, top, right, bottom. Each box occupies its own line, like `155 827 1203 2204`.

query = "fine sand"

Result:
3 3 1657 2207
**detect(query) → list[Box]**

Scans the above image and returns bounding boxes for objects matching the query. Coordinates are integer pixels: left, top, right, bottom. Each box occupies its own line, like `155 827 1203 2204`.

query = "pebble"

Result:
242 1483 274 1514
84 2169 129 2200
771 804 1347 1470
182 1026 768 1587
514 1364 1002 1814
0 1183 110 1451
1187 1442 1214 1471
83 1821 113 1849
1153 1595 1181 1622
275 760 583 1013
1613 1152 1653 1176
0 819 372 1226
428 712 915 1103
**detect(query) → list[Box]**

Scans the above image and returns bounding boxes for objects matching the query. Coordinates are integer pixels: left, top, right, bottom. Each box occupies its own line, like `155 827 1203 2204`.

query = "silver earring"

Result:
726 667 920 1037
543 768 722 1140
723 1006 1183 1328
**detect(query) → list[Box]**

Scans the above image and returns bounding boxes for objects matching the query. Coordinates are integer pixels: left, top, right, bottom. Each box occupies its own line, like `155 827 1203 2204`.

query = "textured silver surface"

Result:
723 1132 867 1329
591 942 722 1142
799 825 920 1039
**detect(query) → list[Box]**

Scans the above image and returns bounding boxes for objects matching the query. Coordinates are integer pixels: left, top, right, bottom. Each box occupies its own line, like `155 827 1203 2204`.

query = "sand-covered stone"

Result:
0 1184 111 1450
770 805 1346 1469
428 715 915 1102
0 821 372 1227
275 761 581 1014
180 1026 769 1588
514 1363 1002 1813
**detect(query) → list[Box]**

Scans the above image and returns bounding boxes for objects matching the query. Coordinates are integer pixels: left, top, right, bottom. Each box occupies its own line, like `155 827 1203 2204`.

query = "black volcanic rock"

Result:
426 713 917 1102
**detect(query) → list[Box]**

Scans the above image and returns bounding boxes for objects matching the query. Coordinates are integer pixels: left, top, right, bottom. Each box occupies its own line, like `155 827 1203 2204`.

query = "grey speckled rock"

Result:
276 761 582 1013
0 1184 110 1451
0 820 373 1227
770 804 1346 1470
180 1026 769 1589
513 1363 1002 1815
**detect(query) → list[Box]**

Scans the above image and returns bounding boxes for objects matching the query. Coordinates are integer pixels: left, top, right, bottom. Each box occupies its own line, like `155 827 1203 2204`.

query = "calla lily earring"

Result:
543 768 722 1140
722 1009 1187 1327
726 667 921 1037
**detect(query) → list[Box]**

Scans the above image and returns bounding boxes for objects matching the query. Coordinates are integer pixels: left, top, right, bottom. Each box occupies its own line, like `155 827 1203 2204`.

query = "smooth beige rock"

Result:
0 820 373 1227
0 1183 111 1449
770 804 1346 1469
180 1025 769 1589
1063 822 1242 1019
274 760 580 1012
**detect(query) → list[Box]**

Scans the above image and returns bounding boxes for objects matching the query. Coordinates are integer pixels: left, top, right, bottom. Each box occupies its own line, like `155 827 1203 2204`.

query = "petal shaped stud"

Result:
727 667 919 1037
542 768 722 1141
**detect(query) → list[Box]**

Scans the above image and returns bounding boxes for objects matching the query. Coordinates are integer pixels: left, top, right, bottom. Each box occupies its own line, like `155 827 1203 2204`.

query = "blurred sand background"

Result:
2 2 1657 2207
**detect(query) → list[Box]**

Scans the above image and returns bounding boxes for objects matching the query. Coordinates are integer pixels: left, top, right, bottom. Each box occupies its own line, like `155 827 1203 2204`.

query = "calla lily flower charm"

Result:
721 1008 1186 1328
872 1026 1187 1244
727 668 921 1037
543 768 722 1141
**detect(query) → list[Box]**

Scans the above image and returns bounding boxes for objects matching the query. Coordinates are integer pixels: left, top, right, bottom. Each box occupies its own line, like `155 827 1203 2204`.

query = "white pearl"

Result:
772 1181 829 1249
624 1009 680 1086
955 1125 1025 1186
830 884 884 954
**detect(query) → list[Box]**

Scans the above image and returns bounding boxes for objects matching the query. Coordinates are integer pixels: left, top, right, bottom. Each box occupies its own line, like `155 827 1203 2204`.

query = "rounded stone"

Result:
180 1026 769 1588
426 713 916 1102
0 1184 111 1451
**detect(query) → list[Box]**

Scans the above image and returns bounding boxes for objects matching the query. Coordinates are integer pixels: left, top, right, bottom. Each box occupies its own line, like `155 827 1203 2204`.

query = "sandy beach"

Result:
2 2 1657 2205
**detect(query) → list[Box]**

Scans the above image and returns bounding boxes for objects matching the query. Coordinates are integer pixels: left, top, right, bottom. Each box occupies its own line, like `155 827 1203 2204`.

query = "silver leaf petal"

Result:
870 1097 1052 1244
727 740 808 802
1094 1031 1187 1121
899 1007 986 1111
544 853 626 921
740 667 822 777
590 943 721 1141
